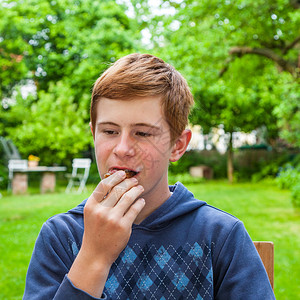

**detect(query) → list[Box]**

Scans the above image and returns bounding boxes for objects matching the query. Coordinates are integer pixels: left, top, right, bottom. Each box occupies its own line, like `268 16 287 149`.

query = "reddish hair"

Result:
91 53 194 144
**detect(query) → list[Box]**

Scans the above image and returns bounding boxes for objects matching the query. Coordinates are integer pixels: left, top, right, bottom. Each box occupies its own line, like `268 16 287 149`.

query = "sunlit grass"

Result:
0 186 95 300
0 180 299 299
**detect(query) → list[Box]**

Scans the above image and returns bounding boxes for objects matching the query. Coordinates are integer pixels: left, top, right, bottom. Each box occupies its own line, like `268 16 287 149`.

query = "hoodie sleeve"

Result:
213 221 275 300
23 219 106 300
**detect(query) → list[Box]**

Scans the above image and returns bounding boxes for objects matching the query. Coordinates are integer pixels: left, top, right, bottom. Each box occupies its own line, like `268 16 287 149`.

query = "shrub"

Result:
276 164 300 208
168 172 205 185
171 148 296 182
250 151 299 182
291 183 300 209
276 164 300 189
0 164 8 189
0 148 8 189
170 150 227 178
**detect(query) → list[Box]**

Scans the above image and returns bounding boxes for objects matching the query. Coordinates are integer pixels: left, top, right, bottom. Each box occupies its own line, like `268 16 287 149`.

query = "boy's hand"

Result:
83 170 145 263
68 170 145 297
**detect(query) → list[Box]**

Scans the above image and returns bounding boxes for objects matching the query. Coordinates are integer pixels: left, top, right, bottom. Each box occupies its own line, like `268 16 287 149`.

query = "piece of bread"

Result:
104 169 137 178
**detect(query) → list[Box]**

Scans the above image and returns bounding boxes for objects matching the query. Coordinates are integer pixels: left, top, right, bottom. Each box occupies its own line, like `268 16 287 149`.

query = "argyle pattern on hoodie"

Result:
104 242 213 299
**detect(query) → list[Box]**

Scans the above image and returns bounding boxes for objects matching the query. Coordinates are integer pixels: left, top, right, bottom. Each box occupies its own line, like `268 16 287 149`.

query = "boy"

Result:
23 53 275 299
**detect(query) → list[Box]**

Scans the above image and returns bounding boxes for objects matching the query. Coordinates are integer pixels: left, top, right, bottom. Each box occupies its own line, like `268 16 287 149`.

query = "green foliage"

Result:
0 147 8 189
173 148 297 182
190 60 281 139
291 183 300 208
3 82 91 164
168 172 205 185
276 160 300 208
144 0 299 147
169 150 227 178
0 0 139 98
273 78 300 147
0 0 140 164
0 166 8 190
236 149 292 181
251 161 284 183
276 164 300 189
134 0 300 182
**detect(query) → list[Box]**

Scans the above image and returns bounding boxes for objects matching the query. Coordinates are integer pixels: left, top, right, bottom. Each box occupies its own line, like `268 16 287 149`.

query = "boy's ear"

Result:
169 129 192 162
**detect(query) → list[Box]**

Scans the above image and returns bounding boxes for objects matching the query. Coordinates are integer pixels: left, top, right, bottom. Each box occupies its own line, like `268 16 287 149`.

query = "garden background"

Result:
0 0 299 299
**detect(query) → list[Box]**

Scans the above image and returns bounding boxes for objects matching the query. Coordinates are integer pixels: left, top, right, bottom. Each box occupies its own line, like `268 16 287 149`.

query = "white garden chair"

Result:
65 158 91 194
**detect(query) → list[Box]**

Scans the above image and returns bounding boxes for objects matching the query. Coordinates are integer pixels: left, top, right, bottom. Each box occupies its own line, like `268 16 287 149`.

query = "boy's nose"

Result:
113 133 135 158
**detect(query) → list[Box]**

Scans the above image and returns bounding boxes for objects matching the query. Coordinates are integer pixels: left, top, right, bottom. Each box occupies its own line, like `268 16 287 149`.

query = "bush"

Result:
168 172 205 185
250 150 300 182
0 164 8 189
171 148 297 182
276 164 300 208
291 183 300 209
170 150 227 178
276 164 300 189
0 148 8 189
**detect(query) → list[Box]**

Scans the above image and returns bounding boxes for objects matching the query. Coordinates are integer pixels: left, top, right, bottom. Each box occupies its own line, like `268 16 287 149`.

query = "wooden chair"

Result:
253 241 274 289
65 158 91 194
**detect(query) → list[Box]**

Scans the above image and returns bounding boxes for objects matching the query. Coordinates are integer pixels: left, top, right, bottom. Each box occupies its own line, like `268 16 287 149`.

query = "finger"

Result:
89 171 126 204
101 177 139 207
115 185 144 216
124 198 145 224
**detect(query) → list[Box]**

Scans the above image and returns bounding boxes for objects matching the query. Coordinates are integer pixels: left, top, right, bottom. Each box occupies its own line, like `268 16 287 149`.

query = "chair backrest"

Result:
253 241 274 289
8 159 28 179
0 137 21 160
71 158 91 177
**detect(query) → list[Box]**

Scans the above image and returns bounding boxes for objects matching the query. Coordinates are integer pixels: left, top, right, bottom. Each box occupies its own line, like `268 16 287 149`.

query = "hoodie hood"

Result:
135 182 206 230
68 182 206 230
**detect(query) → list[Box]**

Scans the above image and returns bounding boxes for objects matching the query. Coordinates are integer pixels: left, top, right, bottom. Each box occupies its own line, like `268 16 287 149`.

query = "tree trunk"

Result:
227 132 234 183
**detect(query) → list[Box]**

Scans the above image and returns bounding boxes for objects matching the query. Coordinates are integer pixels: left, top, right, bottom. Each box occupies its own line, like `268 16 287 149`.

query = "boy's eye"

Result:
136 131 152 137
103 130 118 135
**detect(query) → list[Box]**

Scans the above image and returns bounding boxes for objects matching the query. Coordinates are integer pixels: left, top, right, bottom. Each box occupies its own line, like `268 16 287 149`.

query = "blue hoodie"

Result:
23 182 275 299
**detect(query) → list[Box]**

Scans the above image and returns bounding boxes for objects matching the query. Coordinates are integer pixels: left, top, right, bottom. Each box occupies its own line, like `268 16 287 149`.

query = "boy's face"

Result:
92 96 177 200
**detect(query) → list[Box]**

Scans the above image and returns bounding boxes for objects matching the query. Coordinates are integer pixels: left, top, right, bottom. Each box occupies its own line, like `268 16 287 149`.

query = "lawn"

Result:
0 180 299 299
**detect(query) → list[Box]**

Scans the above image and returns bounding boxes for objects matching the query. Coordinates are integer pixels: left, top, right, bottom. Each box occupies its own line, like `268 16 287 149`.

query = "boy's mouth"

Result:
105 168 139 178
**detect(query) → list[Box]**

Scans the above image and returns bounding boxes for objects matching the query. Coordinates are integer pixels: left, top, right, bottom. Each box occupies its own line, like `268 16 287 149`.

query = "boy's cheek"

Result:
134 148 164 174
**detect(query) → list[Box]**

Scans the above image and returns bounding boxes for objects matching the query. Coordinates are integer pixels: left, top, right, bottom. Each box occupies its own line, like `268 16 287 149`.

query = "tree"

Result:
5 82 91 165
142 0 300 181
273 77 300 147
0 0 140 164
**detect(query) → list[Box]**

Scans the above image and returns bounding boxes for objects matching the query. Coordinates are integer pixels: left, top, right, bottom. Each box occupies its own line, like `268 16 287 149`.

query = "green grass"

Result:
0 185 95 300
0 180 299 299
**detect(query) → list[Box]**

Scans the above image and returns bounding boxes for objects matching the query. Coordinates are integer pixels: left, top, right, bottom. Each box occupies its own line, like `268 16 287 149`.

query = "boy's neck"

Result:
134 185 172 225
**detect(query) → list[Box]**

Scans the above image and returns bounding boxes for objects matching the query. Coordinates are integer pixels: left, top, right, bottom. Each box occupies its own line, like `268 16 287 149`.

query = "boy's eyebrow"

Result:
96 121 119 127
134 123 162 131
97 121 162 131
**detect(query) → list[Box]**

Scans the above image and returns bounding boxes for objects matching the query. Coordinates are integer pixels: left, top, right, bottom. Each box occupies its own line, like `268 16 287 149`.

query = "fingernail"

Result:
118 170 126 177
130 177 138 182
